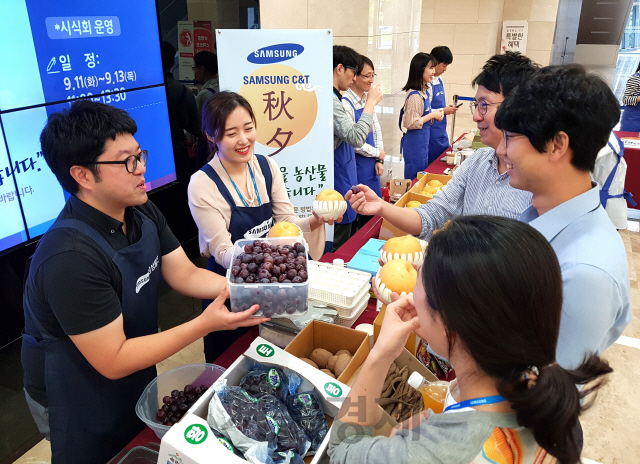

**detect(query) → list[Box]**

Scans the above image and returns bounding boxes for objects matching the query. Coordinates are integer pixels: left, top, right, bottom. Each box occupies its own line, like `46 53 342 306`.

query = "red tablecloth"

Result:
614 131 640 209
123 149 451 453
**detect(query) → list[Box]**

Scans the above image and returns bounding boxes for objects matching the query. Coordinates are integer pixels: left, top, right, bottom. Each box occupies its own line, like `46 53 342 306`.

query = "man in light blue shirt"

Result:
346 52 534 240
495 65 631 369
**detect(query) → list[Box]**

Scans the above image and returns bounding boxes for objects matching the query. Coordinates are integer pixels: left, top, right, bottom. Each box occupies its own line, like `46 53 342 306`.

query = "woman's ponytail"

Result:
499 355 612 464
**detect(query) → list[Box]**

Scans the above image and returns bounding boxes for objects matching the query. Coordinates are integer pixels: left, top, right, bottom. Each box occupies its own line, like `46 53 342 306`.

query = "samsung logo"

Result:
248 43 304 64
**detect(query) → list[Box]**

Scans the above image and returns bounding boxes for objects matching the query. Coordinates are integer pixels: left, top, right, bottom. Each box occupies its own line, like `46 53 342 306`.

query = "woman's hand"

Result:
345 184 383 216
443 105 458 116
310 211 342 229
201 286 270 333
375 162 384 176
372 294 420 362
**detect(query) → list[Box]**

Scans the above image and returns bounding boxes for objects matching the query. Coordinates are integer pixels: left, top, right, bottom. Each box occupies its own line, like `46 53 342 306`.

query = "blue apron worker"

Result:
428 46 459 165
620 63 640 132
332 45 383 251
21 101 268 464
342 54 385 234
399 52 444 180
188 91 336 362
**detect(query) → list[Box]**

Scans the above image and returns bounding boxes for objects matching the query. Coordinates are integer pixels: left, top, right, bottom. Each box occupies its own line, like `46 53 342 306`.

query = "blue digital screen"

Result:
0 0 176 254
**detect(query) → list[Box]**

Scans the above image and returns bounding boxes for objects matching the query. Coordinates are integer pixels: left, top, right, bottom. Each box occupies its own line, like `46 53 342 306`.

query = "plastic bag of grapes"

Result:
273 450 304 464
258 395 310 456
207 381 276 464
239 364 301 402
284 391 329 454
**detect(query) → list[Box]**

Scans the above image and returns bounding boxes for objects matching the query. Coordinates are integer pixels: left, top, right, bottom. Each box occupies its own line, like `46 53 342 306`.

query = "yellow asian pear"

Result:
405 201 422 209
268 221 302 238
313 189 348 220
421 185 438 195
315 189 345 202
381 236 424 266
374 259 418 304
428 180 443 188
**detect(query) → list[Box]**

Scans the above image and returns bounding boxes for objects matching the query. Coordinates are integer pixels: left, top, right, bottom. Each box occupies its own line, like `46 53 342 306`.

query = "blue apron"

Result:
342 97 382 197
428 78 450 164
600 134 637 208
399 90 431 180
200 154 274 362
21 212 161 464
334 141 358 224
620 73 640 132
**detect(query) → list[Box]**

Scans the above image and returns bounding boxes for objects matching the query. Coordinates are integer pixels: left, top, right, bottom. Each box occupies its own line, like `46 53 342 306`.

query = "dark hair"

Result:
495 65 620 172
636 61 640 73
161 41 176 72
201 91 256 161
430 46 453 65
357 54 374 74
402 53 435 92
333 45 359 72
471 51 539 98
194 51 218 76
422 216 612 464
40 100 137 194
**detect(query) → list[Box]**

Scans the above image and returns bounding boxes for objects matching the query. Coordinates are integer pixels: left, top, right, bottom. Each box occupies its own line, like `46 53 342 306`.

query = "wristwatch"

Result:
375 158 383 164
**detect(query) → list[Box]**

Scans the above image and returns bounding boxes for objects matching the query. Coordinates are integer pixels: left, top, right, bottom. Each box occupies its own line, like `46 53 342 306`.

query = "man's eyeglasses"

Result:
470 100 502 115
344 65 358 74
359 73 376 80
502 130 524 148
86 150 148 173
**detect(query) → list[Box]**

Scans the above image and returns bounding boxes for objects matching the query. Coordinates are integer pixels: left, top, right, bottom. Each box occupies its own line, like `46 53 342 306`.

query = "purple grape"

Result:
285 263 295 271
279 248 290 255
351 185 361 194
170 405 178 413
254 253 265 264
253 240 262 247
163 395 172 404
260 278 270 283
292 276 303 283
240 263 248 270
247 263 258 273
171 390 180 398
270 277 278 283
166 421 174 427
193 387 202 395
298 270 308 281
262 262 274 272
274 255 285 265
245 275 256 283
278 274 287 283
163 417 170 425
244 244 254 253
174 412 183 420
156 410 166 420
271 266 281 277
240 269 250 279
286 269 297 279
295 256 306 265
178 403 189 412
264 255 274 264
296 244 305 254
235 277 245 283
295 264 304 272
242 254 254 264
264 289 274 300
254 247 263 254
231 266 241 277
286 257 296 264
283 279 292 283
279 263 287 272
199 385 207 392
258 269 271 280
293 242 302 249
233 259 241 267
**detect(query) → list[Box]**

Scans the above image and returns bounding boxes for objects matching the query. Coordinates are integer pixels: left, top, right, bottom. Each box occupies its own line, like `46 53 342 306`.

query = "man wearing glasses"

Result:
332 45 383 250
21 101 267 463
347 52 535 242
342 54 385 233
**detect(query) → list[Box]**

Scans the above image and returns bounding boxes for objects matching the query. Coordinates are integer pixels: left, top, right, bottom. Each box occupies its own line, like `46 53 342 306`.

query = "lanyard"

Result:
219 160 262 207
443 394 506 413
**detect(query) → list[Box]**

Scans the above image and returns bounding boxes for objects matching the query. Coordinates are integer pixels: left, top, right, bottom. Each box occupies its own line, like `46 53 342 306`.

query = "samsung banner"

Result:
216 29 334 230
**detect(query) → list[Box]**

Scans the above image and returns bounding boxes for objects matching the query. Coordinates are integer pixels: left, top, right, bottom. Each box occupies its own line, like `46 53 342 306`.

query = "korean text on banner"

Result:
216 29 334 222
193 21 213 53
178 21 194 81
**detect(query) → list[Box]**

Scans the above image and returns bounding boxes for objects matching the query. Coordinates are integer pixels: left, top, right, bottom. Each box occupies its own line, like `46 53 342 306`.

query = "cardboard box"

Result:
158 337 354 464
389 178 412 198
410 173 452 195
379 192 430 240
345 347 438 433
286 320 370 384
373 305 417 354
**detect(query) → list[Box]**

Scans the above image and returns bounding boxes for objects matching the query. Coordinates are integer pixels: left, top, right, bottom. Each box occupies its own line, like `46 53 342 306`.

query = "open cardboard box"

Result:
345 347 437 434
286 320 370 384
379 192 430 240
158 337 358 464
410 173 452 195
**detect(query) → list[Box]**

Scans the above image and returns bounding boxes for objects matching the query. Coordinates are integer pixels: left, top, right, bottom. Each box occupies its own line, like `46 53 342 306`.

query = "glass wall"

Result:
613 1 640 103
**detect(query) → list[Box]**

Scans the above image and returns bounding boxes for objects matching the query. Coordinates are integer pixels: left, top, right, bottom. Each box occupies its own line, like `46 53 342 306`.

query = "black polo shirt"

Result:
24 196 180 340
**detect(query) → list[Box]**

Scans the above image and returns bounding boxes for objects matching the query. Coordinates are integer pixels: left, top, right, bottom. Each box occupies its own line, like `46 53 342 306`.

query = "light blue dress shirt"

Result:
416 148 533 240
521 184 632 369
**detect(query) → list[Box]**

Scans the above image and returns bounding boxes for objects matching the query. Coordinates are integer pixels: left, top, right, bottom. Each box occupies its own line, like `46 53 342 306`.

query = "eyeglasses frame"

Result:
85 150 148 173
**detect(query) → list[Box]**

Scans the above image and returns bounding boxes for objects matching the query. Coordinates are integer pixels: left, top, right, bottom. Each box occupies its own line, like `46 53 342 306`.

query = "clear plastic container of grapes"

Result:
135 363 225 439
227 237 310 318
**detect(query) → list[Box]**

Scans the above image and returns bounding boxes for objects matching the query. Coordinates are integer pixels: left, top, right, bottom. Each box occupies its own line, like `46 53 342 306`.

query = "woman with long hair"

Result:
188 91 337 362
399 53 444 179
328 216 612 464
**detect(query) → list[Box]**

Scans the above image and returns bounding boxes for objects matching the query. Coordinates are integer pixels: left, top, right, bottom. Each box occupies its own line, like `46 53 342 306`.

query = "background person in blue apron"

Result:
428 46 459 165
342 54 385 234
400 52 444 180
332 45 384 251
21 101 267 464
188 91 335 362
620 63 640 132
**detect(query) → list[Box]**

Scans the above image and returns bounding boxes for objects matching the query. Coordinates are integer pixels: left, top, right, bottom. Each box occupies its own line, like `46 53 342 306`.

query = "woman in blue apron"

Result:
22 213 161 463
620 65 640 132
188 92 334 362
428 46 457 165
399 53 443 180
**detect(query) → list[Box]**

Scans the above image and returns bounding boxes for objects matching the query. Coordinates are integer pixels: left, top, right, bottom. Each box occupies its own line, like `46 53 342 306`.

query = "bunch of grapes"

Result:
155 384 208 427
230 240 308 285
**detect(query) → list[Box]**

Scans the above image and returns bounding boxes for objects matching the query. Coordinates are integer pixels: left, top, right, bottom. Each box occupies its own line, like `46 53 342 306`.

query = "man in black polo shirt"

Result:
21 101 268 464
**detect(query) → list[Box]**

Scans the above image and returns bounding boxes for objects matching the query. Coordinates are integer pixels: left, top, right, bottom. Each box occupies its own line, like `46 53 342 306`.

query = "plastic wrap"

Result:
239 364 301 402
284 391 329 454
258 395 310 456
273 451 304 464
